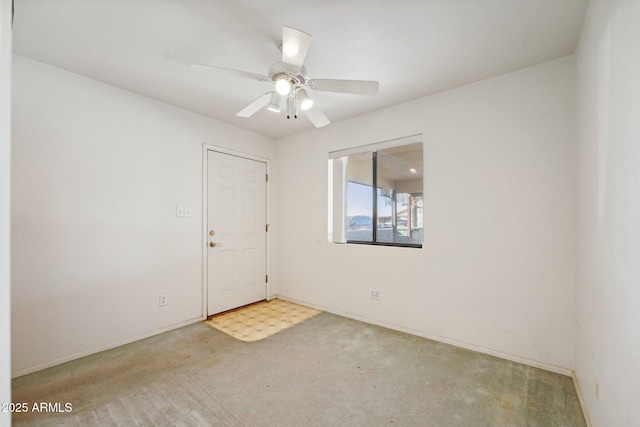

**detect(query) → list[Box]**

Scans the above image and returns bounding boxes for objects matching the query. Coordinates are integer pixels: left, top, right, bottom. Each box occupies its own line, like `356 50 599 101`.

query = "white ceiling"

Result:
12 0 589 139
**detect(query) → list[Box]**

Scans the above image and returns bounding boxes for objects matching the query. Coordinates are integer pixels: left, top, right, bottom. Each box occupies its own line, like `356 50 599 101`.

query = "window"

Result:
329 135 423 248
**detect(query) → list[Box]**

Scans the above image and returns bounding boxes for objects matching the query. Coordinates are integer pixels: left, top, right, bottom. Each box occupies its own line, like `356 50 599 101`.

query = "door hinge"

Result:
266 173 269 182
266 224 270 232
266 275 269 283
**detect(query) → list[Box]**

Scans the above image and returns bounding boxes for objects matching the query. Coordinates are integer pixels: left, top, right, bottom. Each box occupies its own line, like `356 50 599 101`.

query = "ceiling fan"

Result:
191 27 379 128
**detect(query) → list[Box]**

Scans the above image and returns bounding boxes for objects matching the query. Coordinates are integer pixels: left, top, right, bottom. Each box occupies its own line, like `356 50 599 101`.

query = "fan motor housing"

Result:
269 62 309 87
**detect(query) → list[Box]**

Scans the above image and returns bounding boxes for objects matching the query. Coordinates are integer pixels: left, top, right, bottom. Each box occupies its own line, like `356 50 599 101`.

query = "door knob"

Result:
209 242 216 247
209 230 215 236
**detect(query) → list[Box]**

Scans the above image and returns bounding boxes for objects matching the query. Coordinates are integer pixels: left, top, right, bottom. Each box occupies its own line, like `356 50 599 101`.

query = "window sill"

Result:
345 240 422 249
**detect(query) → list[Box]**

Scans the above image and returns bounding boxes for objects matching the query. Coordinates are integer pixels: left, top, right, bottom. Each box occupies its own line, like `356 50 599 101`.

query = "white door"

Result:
207 150 267 316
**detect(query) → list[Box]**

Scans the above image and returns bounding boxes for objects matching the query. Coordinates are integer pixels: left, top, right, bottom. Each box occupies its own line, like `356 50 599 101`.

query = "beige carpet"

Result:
14 312 587 426
204 298 321 341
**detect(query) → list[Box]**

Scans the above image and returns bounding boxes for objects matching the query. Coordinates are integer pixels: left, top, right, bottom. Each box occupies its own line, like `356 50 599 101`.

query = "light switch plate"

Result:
176 206 192 217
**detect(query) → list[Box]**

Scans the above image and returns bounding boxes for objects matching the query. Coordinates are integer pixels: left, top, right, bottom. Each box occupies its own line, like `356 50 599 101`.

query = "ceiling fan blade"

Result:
282 27 311 72
305 105 330 128
310 79 379 96
191 64 269 82
236 93 272 117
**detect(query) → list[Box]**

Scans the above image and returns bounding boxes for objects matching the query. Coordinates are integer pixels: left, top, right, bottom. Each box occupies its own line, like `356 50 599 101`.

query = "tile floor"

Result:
204 298 321 341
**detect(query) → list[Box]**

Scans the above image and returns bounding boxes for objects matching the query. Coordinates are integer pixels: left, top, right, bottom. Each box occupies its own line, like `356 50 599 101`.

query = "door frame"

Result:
201 144 272 318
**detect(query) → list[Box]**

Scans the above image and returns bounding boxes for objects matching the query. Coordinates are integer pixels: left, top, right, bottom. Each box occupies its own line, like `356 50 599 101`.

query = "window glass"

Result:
376 143 423 245
329 136 423 248
346 152 373 242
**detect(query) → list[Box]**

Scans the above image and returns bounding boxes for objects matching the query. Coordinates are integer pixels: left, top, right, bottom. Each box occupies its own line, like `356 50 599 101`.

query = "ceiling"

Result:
12 0 589 139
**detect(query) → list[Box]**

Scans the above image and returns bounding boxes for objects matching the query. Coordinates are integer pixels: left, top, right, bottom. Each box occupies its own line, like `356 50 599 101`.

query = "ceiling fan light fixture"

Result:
275 77 291 95
297 89 313 111
192 26 378 129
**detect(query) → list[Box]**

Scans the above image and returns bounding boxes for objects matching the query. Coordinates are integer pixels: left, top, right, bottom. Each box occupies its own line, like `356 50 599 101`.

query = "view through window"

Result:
330 137 423 247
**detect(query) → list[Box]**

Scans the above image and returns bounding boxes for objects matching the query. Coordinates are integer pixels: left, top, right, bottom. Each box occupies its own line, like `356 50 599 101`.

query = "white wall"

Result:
575 0 640 425
11 55 276 376
1 0 13 424
276 57 577 372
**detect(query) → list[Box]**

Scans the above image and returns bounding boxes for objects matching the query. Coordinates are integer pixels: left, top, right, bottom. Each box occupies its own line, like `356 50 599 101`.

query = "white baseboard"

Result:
277 294 572 376
572 370 593 427
12 316 204 378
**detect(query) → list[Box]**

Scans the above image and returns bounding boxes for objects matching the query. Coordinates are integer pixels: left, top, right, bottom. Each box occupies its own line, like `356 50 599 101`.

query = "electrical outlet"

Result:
370 289 380 300
159 294 168 306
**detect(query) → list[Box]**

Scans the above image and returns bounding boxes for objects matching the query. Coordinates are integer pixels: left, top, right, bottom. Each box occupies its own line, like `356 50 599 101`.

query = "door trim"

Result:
201 144 271 318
